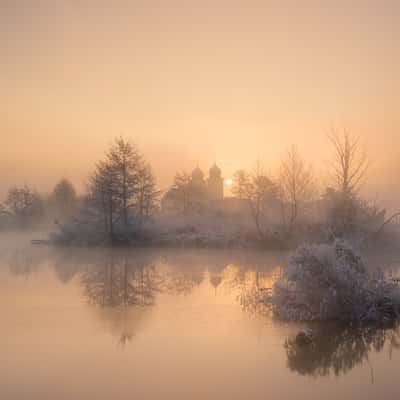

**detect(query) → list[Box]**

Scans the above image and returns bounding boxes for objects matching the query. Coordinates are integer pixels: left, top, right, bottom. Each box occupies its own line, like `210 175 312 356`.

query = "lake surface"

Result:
1 233 400 400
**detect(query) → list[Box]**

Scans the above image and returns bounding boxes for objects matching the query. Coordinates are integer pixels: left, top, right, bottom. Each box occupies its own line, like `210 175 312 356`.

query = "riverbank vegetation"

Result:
0 131 398 249
265 240 400 322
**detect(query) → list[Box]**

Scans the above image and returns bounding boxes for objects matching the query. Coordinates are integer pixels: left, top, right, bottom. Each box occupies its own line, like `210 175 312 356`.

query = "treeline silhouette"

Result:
0 132 398 248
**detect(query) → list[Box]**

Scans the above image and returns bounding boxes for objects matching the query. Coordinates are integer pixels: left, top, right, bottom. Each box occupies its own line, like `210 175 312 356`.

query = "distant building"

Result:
188 166 208 212
162 164 225 213
207 163 224 201
161 164 255 217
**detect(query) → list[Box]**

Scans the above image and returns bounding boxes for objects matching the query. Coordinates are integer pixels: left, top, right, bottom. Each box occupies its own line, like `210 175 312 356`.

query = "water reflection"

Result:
232 266 400 378
2 243 400 382
285 323 400 378
4 246 284 303
82 258 162 307
6 246 47 277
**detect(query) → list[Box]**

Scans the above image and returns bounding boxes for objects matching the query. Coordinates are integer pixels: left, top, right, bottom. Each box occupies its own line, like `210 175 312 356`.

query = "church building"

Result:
161 164 224 213
207 164 224 201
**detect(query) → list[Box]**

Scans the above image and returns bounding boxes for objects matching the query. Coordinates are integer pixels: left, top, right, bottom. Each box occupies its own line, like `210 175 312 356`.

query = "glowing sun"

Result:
225 178 233 186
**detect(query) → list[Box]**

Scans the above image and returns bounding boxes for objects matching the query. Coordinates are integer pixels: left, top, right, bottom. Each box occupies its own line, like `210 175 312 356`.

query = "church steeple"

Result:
207 163 223 200
209 163 221 177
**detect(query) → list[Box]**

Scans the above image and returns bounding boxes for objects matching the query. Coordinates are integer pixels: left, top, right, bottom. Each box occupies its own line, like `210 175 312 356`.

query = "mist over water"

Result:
1 233 400 400
1 3 400 399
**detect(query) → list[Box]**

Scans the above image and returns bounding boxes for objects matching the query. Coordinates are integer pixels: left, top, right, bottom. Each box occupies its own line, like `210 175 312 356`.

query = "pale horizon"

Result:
1 1 399 210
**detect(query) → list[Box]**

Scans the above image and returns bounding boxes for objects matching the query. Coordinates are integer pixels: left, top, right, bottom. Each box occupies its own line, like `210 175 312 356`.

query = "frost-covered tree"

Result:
231 169 250 199
136 163 160 219
171 172 192 213
232 163 278 238
279 146 314 232
4 185 44 225
326 130 371 235
88 160 120 236
328 129 368 197
51 179 77 218
106 137 142 226
86 137 159 236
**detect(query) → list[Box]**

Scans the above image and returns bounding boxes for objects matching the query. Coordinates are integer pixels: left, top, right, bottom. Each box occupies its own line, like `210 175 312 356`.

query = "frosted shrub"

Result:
268 240 400 321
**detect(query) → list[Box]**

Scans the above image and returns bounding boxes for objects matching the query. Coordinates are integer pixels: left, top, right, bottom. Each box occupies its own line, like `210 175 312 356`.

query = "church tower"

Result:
191 165 205 188
207 163 224 201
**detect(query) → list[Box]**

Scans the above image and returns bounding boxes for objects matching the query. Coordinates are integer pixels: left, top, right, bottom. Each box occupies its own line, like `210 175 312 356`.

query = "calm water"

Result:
1 234 400 400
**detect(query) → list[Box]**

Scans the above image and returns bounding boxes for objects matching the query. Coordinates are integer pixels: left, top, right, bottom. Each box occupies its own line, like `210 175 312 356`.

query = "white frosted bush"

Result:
268 240 400 321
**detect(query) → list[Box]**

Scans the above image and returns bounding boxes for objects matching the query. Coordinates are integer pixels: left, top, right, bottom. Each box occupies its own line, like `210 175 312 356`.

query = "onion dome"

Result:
209 163 221 177
192 165 204 181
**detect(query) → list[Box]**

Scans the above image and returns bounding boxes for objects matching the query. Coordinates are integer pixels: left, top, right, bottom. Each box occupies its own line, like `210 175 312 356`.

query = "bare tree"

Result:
231 170 250 199
172 172 192 213
279 146 314 231
136 162 160 219
247 163 277 237
88 160 120 236
324 130 371 235
5 185 44 224
232 163 277 238
328 129 369 197
51 179 77 218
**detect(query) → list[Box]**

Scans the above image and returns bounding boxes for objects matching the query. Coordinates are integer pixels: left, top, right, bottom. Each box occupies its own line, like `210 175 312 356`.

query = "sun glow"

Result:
225 178 233 187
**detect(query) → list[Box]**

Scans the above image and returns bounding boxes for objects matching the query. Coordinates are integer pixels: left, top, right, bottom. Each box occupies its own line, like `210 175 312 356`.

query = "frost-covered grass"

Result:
266 240 400 322
49 212 287 248
49 219 154 246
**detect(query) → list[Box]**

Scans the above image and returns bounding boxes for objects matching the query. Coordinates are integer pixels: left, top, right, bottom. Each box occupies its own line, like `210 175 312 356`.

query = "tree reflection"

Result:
237 267 281 315
285 322 400 377
80 255 204 347
81 254 206 307
6 247 47 278
3 245 288 348
82 257 163 307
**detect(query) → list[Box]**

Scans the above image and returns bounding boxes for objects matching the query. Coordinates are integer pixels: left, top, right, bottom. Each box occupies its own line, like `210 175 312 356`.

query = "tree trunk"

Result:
108 196 113 238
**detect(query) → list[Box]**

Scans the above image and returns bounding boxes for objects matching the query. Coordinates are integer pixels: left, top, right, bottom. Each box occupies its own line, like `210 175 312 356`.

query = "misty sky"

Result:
1 1 399 209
